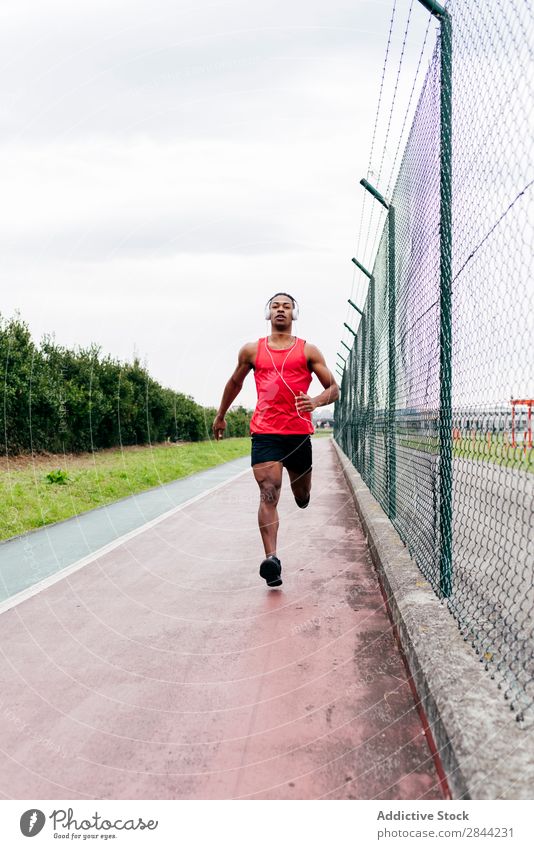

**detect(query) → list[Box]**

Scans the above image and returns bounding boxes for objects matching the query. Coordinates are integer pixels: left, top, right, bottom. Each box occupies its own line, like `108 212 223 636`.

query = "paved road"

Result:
451 458 533 713
394 447 533 715
0 439 444 800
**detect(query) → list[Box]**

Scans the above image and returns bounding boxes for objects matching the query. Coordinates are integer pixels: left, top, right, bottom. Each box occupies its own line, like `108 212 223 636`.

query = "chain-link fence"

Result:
335 0 533 723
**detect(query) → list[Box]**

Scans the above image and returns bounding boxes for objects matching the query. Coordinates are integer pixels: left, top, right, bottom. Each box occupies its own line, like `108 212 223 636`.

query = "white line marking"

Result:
0 465 251 616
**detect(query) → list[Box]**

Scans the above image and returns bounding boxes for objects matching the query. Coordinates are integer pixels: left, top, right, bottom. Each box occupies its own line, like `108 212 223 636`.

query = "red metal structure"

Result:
510 399 533 449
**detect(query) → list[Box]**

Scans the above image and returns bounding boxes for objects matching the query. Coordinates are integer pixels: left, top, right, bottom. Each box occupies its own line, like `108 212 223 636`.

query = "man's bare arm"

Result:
295 344 339 413
212 343 255 439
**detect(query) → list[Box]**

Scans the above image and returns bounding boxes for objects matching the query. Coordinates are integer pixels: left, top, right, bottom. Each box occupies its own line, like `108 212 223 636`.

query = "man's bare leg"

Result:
253 461 283 555
287 467 312 508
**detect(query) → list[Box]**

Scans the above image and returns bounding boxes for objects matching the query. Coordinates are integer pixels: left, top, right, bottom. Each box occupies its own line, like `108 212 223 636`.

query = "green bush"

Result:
46 469 69 485
0 312 253 455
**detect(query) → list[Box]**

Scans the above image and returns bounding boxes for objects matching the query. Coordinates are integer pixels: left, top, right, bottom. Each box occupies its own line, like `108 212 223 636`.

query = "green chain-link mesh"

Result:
335 0 533 724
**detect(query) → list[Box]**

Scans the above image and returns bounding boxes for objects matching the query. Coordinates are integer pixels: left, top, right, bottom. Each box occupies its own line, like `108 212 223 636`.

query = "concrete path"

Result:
0 439 444 800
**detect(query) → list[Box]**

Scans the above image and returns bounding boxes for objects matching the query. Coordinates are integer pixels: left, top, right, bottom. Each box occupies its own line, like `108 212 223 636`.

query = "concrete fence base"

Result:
332 438 534 800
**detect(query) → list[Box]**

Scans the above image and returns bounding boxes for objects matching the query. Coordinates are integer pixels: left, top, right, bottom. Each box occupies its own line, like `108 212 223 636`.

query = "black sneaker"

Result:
259 555 282 587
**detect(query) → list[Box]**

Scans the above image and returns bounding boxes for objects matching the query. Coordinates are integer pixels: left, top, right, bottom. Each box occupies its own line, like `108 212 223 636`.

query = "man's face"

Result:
269 295 293 329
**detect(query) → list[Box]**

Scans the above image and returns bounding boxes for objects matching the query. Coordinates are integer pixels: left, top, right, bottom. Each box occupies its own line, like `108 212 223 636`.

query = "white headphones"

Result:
264 292 299 321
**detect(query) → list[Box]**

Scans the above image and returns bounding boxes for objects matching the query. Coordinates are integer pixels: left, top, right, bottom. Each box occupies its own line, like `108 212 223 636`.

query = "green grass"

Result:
453 433 533 471
0 438 251 541
397 432 533 472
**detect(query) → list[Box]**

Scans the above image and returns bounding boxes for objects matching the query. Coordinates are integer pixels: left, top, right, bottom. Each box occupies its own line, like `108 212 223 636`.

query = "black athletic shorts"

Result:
250 433 312 475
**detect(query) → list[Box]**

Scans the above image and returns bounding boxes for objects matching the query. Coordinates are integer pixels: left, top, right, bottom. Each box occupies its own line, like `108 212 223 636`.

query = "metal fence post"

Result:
388 205 397 520
416 0 453 598
351 258 375 485
368 276 376 492
418 0 452 597
347 298 364 467
358 316 366 472
439 9 453 598
358 180 390 499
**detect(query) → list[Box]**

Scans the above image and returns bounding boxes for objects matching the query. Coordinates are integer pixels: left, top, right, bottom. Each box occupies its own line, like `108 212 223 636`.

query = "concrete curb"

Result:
331 439 534 801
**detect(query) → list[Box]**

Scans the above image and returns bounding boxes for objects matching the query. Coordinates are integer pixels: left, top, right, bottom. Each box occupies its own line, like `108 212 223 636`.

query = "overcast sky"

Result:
1 0 437 408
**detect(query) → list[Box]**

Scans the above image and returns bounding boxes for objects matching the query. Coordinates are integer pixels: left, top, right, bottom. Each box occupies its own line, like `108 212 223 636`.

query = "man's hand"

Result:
295 392 316 413
212 415 227 440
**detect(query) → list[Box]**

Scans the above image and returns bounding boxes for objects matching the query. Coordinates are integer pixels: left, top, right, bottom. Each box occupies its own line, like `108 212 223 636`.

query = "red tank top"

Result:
249 337 314 435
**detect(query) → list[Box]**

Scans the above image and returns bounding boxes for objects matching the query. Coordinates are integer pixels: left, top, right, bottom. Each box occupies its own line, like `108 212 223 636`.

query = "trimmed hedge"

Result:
0 314 251 454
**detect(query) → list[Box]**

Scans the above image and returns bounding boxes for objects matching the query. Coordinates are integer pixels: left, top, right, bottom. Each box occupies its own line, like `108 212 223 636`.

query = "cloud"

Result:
0 0 438 405
0 125 363 262
0 0 418 142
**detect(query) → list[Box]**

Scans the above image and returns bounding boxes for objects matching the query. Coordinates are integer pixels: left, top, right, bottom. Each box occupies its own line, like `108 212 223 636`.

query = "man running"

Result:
212 293 339 588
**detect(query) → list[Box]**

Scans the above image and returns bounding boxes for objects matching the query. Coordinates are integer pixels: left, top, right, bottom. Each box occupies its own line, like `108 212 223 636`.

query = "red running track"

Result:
0 439 444 800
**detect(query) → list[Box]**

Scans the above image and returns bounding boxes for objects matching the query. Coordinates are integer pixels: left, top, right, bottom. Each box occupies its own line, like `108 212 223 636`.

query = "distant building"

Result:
313 407 335 429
